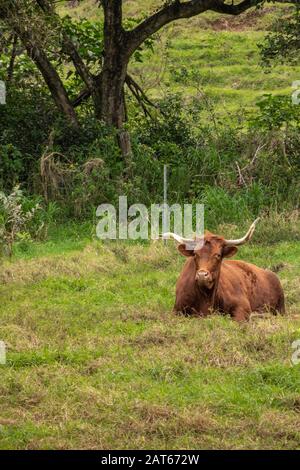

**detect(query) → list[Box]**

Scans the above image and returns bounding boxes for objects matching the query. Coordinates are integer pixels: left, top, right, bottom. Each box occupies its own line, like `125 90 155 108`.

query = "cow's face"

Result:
178 234 238 289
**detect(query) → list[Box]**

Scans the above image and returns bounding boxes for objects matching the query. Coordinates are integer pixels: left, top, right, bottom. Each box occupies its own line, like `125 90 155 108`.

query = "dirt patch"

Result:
204 7 291 32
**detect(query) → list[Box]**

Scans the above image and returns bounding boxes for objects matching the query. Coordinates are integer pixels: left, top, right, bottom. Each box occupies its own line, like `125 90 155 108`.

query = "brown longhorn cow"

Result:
163 219 285 322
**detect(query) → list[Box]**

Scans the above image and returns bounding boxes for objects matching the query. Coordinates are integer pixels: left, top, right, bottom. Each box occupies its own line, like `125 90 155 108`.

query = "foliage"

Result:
260 7 300 66
0 144 23 189
249 94 300 130
61 16 104 69
0 186 40 257
1 88 299 223
0 87 55 189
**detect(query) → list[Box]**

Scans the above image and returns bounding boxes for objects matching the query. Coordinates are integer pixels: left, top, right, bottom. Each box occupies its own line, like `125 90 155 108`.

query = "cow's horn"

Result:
224 218 260 247
162 233 195 245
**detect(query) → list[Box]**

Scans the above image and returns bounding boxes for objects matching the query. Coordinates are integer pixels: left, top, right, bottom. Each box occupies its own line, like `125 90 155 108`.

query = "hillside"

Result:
59 1 300 111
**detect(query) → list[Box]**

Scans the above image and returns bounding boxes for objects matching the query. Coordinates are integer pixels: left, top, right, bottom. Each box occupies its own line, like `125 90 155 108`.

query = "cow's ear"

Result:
178 244 194 257
223 246 238 258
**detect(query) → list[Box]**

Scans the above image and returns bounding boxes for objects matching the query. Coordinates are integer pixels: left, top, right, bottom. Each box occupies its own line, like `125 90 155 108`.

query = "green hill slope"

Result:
58 1 300 111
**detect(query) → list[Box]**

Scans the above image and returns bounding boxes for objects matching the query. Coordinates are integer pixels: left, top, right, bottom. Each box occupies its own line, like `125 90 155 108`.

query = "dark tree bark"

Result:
100 0 128 127
99 1 132 157
18 26 79 127
36 0 94 91
7 34 18 83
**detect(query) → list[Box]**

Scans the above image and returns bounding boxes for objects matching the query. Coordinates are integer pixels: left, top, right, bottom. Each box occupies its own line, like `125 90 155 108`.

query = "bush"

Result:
249 94 300 130
0 186 40 257
1 90 299 231
0 186 58 257
0 87 55 188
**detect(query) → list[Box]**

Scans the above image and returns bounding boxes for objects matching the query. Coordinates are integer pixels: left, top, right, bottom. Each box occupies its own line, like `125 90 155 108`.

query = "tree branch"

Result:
213 0 300 15
7 33 18 83
35 0 94 90
125 74 160 118
127 0 209 53
212 0 261 15
71 73 159 118
62 38 94 89
72 87 91 107
125 75 152 118
126 0 298 54
23 33 79 126
3 1 79 127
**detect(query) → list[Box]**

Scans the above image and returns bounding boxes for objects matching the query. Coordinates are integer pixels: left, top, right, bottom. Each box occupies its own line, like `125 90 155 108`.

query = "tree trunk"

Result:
12 24 78 128
100 62 127 128
100 0 131 159
28 44 79 128
100 0 128 127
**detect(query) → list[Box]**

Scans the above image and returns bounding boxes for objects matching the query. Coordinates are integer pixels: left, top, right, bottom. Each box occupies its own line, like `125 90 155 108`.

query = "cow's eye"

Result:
215 253 221 260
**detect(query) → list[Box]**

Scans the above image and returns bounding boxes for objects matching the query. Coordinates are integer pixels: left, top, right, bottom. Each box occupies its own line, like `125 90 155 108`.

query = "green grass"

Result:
0 229 300 449
132 28 300 111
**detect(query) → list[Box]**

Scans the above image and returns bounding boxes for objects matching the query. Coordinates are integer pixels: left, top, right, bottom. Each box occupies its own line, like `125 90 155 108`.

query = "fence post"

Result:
0 341 6 365
0 81 6 105
163 165 168 245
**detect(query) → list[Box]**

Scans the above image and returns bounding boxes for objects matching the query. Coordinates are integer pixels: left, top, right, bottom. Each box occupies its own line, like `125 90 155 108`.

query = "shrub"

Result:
0 186 41 257
1 89 299 231
0 186 57 257
249 94 300 130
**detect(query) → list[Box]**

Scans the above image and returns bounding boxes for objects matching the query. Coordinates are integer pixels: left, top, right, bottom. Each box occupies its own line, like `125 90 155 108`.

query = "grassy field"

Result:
0 229 300 449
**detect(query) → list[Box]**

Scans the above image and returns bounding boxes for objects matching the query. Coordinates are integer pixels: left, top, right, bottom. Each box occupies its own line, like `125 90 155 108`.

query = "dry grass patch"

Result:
257 410 300 443
130 325 188 347
122 401 216 441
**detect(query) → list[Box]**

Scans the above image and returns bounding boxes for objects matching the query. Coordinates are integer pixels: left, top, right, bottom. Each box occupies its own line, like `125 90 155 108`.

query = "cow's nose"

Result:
196 270 209 280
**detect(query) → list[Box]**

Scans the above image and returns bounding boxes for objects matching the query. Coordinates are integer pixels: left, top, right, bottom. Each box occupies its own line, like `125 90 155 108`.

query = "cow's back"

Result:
218 260 285 314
